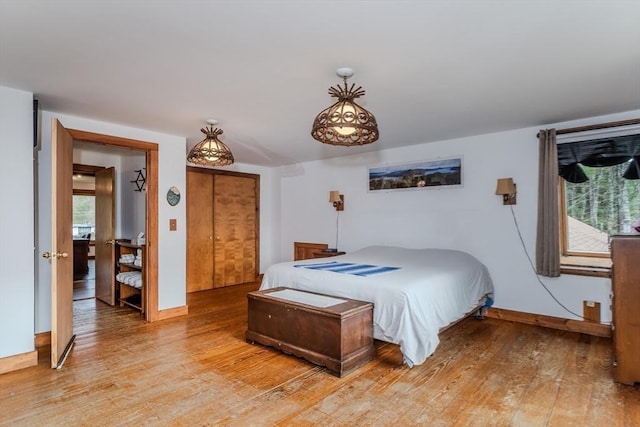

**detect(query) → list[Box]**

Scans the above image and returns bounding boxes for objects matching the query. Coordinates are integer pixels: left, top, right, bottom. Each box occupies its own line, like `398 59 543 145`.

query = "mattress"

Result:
260 245 494 366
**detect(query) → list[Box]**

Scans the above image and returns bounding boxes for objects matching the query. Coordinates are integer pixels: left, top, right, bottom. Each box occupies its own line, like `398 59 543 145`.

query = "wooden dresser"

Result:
73 238 90 278
610 235 640 385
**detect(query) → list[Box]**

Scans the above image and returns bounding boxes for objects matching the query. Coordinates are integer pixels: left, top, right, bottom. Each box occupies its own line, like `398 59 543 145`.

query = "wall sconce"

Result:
329 190 344 211
328 191 344 252
495 178 517 205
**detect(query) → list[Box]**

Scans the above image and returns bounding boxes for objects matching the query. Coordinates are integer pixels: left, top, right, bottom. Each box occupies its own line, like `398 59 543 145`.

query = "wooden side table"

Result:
313 250 346 258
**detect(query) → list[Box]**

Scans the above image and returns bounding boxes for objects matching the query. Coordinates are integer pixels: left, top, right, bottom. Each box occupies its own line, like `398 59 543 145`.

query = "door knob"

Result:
42 251 68 259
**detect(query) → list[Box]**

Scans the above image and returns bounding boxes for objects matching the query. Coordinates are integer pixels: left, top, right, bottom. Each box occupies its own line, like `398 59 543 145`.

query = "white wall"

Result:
277 109 640 324
33 112 279 335
2 78 632 361
0 86 35 358
120 154 147 238
36 111 187 332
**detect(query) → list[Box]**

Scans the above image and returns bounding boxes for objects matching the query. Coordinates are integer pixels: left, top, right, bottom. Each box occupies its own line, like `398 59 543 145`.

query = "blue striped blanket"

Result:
294 261 400 277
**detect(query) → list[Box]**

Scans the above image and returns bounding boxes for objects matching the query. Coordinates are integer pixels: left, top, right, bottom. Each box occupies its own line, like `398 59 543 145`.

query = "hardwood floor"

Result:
1 282 638 426
73 259 95 301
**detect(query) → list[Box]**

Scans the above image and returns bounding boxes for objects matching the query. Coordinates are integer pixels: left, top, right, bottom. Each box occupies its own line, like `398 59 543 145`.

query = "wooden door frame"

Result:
69 129 160 322
186 166 260 285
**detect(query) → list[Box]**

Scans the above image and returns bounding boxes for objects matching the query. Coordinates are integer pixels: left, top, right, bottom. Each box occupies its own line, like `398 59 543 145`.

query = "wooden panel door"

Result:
94 167 115 305
186 171 214 292
50 118 75 368
213 174 257 287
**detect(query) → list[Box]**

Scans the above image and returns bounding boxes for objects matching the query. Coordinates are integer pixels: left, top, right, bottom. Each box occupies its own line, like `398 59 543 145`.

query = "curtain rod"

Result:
537 118 640 138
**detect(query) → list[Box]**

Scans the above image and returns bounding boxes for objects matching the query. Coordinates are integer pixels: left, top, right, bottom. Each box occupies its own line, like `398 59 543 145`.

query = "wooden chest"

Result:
246 287 375 377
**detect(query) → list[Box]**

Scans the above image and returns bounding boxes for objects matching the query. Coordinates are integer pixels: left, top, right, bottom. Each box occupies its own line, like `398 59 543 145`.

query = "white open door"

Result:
49 118 75 369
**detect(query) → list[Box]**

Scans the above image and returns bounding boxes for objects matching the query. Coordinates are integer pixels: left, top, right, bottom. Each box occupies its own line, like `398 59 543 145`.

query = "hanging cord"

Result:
335 211 340 251
508 205 611 325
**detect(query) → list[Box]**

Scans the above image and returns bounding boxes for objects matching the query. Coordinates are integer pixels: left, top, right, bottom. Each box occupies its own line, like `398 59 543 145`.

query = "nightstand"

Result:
293 242 345 260
313 250 346 258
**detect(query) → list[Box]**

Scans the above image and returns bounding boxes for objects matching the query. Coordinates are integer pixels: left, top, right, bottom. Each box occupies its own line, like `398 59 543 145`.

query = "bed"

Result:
260 245 494 367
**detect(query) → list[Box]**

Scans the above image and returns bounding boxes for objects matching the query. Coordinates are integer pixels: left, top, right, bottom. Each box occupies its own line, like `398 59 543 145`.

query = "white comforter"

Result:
260 246 494 367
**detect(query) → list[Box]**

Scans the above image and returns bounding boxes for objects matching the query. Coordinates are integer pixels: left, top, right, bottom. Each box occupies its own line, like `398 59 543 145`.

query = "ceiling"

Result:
1 1 639 167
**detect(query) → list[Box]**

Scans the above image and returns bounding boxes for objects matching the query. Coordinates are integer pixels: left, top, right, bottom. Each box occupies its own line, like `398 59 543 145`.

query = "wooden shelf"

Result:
115 243 145 314
118 262 142 271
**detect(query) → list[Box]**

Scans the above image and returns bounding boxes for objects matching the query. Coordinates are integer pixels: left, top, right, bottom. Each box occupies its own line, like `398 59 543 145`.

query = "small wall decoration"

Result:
131 168 146 192
368 156 463 191
166 186 181 206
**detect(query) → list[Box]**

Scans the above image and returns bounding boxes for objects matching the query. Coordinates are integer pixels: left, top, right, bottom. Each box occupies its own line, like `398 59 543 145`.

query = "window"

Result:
558 132 640 261
73 195 95 238
561 162 640 257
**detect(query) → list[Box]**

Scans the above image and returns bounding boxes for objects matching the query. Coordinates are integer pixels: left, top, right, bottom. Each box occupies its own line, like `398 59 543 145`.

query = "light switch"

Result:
169 218 177 231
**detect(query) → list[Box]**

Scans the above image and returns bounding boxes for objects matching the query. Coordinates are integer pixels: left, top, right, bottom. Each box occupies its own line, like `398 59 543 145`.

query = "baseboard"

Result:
0 350 38 375
35 331 51 348
157 305 189 321
486 307 611 338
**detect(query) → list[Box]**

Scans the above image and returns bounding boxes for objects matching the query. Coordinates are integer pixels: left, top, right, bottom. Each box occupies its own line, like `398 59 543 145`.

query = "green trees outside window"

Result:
565 162 640 254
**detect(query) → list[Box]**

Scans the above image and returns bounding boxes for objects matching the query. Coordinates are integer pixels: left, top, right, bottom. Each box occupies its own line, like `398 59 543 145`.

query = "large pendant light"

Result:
187 119 234 166
311 67 379 146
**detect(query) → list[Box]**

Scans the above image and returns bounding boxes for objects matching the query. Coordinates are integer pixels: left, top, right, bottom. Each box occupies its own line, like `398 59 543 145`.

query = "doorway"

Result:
48 120 161 368
49 121 162 369
70 161 136 308
64 128 160 321
71 168 97 301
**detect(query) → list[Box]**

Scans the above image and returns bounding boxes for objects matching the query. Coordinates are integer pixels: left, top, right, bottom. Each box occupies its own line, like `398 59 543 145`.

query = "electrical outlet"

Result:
583 300 601 322
169 219 177 231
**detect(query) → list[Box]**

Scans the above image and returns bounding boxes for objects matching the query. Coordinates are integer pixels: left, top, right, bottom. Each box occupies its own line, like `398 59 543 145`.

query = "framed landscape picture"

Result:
368 156 463 192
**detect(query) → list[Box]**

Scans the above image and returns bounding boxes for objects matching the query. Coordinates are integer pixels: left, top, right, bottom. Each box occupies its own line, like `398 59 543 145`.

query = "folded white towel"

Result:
119 254 135 263
116 271 143 289
129 275 142 289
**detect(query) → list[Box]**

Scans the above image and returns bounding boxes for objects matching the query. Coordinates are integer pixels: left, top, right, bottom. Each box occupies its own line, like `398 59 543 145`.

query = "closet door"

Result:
186 171 215 292
213 174 257 287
